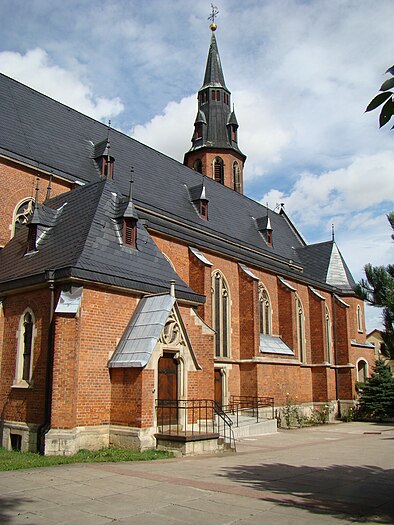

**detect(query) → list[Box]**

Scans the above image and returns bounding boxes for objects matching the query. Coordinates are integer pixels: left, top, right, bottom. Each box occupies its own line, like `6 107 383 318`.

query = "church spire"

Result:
201 31 227 90
184 16 246 194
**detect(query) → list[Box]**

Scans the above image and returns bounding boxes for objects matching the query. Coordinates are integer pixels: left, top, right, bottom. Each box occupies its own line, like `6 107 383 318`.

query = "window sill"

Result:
12 380 33 389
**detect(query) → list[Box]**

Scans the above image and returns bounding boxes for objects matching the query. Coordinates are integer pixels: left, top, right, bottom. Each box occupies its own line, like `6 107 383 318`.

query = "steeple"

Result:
202 32 227 90
184 19 246 194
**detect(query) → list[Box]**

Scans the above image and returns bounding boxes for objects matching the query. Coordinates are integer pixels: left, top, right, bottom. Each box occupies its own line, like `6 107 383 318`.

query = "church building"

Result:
0 24 374 454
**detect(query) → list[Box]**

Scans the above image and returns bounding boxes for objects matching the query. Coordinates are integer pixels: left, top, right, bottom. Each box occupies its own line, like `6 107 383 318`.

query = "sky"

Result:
0 0 393 330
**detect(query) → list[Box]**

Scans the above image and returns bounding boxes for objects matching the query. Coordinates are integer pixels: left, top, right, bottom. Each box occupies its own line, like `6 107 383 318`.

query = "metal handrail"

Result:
225 395 275 425
155 399 236 451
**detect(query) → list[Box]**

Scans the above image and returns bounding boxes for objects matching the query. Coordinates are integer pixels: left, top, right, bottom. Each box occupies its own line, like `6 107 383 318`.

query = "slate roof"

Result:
0 177 204 303
201 33 228 90
0 72 356 295
295 241 355 291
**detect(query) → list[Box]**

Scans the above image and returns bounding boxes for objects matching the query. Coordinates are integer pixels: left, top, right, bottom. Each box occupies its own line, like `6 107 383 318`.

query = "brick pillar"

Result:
51 314 80 429
278 284 296 351
188 249 211 322
309 290 325 364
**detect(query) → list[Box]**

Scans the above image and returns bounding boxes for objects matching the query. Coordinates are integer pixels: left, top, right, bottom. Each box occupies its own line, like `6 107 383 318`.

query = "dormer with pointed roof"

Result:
184 25 246 194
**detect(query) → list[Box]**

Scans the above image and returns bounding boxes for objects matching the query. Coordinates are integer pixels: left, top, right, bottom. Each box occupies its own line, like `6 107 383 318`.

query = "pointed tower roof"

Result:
201 32 228 90
295 240 356 292
185 27 246 160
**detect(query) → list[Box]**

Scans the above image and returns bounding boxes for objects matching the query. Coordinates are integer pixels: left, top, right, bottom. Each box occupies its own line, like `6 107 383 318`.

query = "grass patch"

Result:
0 447 173 471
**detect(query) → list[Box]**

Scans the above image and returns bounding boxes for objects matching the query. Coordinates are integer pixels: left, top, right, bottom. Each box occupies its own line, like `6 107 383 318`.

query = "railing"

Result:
222 395 275 427
155 399 236 450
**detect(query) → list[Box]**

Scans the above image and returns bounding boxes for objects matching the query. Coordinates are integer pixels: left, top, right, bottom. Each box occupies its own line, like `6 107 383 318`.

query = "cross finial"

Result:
208 4 219 31
331 223 335 241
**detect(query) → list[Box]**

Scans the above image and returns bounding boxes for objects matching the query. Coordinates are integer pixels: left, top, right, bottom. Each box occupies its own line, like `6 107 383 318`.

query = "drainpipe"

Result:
38 269 56 454
0 399 9 448
332 291 341 419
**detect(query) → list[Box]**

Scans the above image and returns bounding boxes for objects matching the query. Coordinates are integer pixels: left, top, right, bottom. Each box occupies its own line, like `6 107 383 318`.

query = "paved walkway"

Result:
0 422 393 524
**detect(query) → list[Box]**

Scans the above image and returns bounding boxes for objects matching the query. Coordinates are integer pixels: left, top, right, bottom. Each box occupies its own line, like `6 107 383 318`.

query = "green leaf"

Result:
366 91 392 112
379 97 394 127
380 77 394 91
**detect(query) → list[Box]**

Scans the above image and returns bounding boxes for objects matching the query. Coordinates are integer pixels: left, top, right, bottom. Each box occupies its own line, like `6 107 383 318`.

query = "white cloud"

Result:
0 48 124 122
130 95 195 160
260 151 394 228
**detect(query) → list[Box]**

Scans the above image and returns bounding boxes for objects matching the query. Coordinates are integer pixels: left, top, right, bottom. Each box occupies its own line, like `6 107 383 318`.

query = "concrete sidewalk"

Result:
0 421 393 524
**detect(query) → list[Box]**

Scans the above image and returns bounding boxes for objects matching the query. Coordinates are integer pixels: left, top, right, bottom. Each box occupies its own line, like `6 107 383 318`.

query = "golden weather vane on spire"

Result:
208 4 219 31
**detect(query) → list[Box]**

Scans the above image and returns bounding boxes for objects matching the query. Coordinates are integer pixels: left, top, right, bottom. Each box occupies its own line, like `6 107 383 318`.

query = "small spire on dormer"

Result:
34 177 40 207
124 167 138 220
256 213 273 247
45 173 53 202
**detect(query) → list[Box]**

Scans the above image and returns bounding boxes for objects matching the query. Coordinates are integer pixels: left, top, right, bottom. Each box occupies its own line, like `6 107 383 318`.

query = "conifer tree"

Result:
357 360 394 420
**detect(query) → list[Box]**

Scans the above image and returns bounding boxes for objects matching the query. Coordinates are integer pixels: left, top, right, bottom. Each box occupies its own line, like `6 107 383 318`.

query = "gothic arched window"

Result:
357 359 368 383
14 309 36 386
325 305 332 363
213 157 224 185
12 198 35 237
259 284 272 335
212 271 230 358
193 159 203 174
296 295 306 362
357 305 363 333
233 162 241 192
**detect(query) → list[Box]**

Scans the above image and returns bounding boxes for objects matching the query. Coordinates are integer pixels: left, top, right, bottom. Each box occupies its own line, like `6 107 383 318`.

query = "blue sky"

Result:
1 0 393 329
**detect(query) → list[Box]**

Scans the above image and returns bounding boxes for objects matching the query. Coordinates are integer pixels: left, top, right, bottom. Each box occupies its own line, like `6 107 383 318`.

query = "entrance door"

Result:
158 353 178 426
214 369 223 408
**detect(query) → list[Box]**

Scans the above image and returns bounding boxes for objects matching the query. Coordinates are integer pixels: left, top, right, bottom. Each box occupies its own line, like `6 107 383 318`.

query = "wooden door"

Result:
214 369 223 408
158 353 178 425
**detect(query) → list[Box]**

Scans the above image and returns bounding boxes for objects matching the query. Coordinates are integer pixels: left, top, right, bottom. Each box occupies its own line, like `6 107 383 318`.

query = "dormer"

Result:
26 201 65 254
111 179 139 249
93 139 114 179
189 182 209 220
256 216 273 247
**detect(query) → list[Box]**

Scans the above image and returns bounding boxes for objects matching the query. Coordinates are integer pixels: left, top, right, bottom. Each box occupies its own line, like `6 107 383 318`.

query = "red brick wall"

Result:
257 363 312 405
0 288 51 425
238 270 258 359
184 150 244 193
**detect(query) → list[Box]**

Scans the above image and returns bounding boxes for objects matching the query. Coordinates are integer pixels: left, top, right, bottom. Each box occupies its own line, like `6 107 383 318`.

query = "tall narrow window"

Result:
212 90 216 101
212 271 230 358
194 123 202 139
259 284 271 335
26 224 37 252
231 125 237 142
325 306 332 363
233 162 241 192
216 90 220 101
296 296 305 362
14 309 36 386
356 305 363 333
193 159 203 174
213 157 224 184
357 359 368 383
